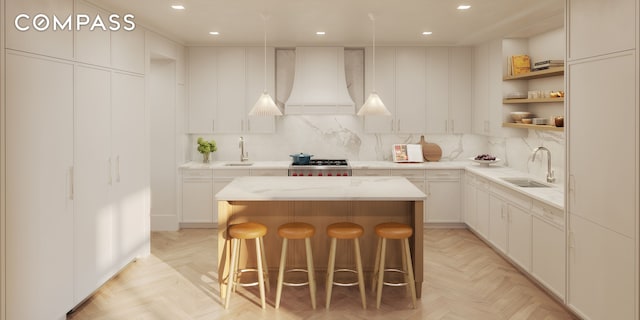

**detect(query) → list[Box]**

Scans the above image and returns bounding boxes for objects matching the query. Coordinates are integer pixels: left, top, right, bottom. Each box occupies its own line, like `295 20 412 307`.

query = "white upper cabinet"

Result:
448 47 472 133
5 0 74 59
75 1 110 66
188 47 217 133
187 47 276 134
567 0 636 60
395 47 426 133
472 43 490 135
111 27 145 74
426 47 449 133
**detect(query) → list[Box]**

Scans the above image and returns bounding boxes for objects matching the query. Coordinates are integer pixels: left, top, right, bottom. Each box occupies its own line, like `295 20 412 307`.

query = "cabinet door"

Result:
464 177 477 229
183 180 214 222
364 46 395 133
472 43 490 135
396 47 426 133
188 47 217 133
449 47 472 133
568 214 635 320
425 47 449 133
74 65 114 303
532 216 565 299
507 204 532 271
111 72 148 267
475 184 490 239
75 1 110 66
216 47 246 133
568 0 636 60
568 53 636 238
246 47 276 133
488 194 508 253
111 25 145 74
426 180 461 223
6 52 75 320
5 0 74 59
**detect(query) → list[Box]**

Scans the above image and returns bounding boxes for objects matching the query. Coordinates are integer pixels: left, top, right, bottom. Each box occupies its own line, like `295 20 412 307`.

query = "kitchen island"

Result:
215 176 427 298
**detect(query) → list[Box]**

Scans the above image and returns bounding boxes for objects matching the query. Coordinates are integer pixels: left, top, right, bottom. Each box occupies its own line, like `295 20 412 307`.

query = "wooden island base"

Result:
217 200 424 299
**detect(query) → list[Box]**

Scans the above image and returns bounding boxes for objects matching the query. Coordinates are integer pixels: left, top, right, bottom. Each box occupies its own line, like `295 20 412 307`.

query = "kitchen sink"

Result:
501 177 551 188
224 162 254 166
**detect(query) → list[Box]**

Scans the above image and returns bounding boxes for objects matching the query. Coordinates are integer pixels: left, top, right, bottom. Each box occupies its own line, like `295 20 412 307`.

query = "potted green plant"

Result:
197 137 217 163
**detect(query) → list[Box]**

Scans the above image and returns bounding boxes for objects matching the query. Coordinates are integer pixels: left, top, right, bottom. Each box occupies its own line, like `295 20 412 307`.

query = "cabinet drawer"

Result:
390 169 425 179
183 169 213 179
531 200 564 227
213 168 251 178
251 169 288 176
426 169 461 180
491 183 531 211
352 169 390 176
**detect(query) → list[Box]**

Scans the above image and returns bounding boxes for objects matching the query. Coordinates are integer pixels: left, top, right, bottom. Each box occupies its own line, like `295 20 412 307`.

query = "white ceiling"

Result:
87 0 564 46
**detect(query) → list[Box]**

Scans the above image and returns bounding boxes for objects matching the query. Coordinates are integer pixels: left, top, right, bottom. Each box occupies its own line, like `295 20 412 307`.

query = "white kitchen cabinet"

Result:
475 177 491 239
250 169 288 176
425 47 449 133
352 168 391 176
488 193 508 253
75 1 110 67
472 43 490 135
463 172 477 229
188 47 276 134
111 26 145 74
395 47 426 133
448 47 472 133
567 0 636 60
74 68 148 303
568 214 635 320
182 170 214 223
425 170 462 223
5 0 74 60
6 52 75 320
188 47 217 133
532 214 565 299
507 204 532 271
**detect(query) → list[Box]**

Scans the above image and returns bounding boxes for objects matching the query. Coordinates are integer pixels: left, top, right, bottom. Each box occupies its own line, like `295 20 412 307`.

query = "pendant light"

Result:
357 13 391 116
249 14 282 116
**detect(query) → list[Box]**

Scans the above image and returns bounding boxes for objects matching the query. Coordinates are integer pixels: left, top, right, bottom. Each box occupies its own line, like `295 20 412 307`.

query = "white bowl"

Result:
469 157 501 167
510 111 533 123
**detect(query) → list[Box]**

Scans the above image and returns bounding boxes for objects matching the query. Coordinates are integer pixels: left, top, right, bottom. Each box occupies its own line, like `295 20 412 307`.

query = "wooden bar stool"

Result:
372 222 417 309
224 222 269 309
275 222 317 309
325 222 367 309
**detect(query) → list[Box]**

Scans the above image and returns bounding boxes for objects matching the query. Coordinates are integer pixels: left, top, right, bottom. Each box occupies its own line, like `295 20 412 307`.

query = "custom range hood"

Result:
285 47 355 114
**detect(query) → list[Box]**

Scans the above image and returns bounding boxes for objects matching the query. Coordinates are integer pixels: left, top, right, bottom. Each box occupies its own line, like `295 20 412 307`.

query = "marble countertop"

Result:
215 176 427 201
181 160 564 209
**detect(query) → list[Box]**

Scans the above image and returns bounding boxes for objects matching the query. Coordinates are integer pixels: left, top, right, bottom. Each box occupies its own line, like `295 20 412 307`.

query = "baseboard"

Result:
424 222 467 229
180 222 216 229
150 215 179 231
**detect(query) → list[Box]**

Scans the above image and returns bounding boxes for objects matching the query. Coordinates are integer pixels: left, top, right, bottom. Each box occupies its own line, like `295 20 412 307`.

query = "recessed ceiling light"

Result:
316 31 326 35
457 5 471 10
171 5 185 10
209 31 220 35
422 31 433 35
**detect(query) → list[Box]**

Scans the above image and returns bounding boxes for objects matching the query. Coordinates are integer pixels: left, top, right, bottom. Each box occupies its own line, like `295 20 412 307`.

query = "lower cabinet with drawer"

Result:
425 170 462 223
182 170 214 224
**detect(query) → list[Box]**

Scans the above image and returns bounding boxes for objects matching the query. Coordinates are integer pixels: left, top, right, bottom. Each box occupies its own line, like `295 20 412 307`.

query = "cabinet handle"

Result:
108 158 112 185
116 155 121 183
68 166 74 200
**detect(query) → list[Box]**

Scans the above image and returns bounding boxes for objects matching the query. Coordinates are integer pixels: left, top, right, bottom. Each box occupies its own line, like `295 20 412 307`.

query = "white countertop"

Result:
215 176 427 201
182 160 564 209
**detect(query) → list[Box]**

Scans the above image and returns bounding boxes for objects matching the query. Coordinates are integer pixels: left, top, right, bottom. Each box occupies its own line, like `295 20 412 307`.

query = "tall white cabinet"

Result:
566 0 639 319
5 52 75 320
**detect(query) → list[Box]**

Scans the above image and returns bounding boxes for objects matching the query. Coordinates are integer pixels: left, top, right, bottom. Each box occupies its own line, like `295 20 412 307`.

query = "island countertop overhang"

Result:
215 176 427 201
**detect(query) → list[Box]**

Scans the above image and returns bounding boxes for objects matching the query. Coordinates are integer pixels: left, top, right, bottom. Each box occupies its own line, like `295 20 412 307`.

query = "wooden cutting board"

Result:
419 135 442 161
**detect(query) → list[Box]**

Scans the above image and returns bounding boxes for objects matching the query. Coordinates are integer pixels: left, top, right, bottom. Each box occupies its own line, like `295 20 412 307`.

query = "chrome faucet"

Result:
239 136 249 162
531 146 555 183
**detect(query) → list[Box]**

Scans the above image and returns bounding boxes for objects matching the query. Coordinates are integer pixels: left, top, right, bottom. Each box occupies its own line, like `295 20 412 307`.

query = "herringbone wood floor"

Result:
67 228 577 320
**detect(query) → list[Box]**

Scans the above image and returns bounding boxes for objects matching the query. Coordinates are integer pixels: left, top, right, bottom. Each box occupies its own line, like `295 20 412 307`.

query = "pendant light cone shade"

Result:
358 13 391 116
248 14 282 116
250 91 282 115
357 92 390 116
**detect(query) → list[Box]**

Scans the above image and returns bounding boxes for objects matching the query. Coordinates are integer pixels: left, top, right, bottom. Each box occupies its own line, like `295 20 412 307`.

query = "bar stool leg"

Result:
275 238 288 309
376 238 387 309
255 238 266 309
232 240 241 293
259 237 270 293
325 237 337 309
305 238 317 309
372 237 381 293
354 238 366 309
403 238 417 308
224 238 240 309
401 240 410 296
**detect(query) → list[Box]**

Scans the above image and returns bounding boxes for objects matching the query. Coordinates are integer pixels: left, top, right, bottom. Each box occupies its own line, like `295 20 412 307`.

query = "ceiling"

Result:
87 0 564 46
